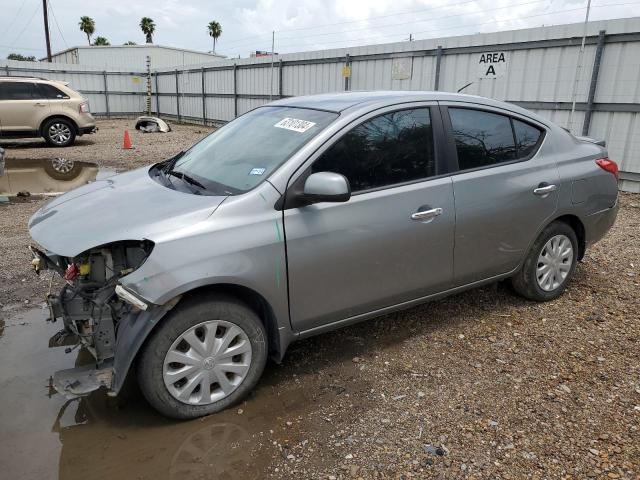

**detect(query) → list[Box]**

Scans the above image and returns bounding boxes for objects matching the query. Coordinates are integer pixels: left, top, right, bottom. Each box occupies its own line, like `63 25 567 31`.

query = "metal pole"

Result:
344 54 350 91
175 69 181 123
145 56 151 115
269 31 275 100
582 29 606 136
42 0 52 62
201 67 206 125
233 63 238 118
154 72 160 116
4 65 9 76
103 71 110 118
568 0 592 132
434 46 443 91
278 58 283 98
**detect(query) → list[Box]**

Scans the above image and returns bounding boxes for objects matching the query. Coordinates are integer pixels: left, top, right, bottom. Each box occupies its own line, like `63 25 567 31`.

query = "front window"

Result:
159 106 338 195
312 108 435 193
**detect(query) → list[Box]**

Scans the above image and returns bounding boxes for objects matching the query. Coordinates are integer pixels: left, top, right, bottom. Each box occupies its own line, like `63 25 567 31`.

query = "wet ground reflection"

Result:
0 307 309 480
0 158 100 196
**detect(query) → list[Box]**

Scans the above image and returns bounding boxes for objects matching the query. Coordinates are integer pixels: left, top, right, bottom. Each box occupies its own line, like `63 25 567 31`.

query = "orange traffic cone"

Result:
122 130 133 150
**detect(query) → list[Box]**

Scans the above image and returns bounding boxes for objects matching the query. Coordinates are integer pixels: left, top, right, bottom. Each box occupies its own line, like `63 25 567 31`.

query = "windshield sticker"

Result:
274 117 316 133
249 167 266 175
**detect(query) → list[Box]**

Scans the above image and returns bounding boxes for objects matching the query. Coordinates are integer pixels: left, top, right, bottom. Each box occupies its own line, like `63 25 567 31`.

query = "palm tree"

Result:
78 16 95 46
207 21 222 54
140 17 155 44
93 36 110 46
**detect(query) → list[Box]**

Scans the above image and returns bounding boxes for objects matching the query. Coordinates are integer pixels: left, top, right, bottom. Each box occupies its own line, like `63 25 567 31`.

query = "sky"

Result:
0 0 638 60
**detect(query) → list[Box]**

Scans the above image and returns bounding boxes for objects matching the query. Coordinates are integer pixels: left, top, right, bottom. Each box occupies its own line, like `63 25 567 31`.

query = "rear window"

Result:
0 81 35 100
36 83 70 99
449 108 516 170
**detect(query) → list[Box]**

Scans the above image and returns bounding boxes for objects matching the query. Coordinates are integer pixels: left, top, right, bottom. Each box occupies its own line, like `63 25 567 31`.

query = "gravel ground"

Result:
1 118 214 171
267 195 640 479
0 122 638 479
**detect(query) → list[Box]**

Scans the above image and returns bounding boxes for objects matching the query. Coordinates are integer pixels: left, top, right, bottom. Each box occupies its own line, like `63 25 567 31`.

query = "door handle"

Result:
411 207 443 221
533 184 557 196
34 103 47 107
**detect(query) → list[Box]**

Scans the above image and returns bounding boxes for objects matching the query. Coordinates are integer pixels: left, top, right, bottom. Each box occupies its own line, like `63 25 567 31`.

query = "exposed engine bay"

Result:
30 240 155 397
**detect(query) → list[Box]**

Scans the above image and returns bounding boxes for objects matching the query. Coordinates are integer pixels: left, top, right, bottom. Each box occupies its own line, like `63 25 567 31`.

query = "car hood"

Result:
29 166 227 257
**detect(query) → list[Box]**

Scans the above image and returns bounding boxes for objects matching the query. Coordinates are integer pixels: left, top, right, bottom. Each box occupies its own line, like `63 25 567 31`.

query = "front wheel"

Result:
137 294 268 419
511 221 579 302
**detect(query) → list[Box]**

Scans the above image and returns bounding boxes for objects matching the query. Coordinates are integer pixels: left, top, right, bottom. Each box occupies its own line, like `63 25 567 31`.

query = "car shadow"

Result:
0 138 95 149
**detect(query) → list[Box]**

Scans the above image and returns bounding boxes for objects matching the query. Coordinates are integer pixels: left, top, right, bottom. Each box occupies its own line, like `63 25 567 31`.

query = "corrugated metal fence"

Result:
1 17 639 191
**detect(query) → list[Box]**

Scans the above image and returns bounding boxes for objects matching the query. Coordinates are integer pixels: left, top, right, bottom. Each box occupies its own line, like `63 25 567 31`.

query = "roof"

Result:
46 44 225 60
270 91 547 123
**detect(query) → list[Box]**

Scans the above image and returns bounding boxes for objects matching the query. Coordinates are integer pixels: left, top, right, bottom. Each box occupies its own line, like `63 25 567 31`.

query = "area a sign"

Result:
477 51 508 79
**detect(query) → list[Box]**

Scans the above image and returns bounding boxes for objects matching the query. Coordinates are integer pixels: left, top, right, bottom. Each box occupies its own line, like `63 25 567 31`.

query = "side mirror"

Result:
302 172 351 204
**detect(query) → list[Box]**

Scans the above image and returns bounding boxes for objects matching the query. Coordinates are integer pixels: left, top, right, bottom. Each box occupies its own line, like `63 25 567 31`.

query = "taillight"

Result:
596 158 618 180
79 102 90 113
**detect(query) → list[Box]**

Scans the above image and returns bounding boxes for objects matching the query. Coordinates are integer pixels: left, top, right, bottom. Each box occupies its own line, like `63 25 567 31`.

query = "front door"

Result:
0 81 49 133
283 106 455 332
442 104 559 285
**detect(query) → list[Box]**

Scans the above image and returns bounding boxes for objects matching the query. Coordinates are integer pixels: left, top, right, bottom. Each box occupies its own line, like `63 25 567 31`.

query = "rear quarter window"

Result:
513 119 544 159
36 83 70 99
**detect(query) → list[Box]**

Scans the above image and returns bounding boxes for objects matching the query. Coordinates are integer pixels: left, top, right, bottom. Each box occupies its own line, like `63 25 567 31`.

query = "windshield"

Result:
164 106 338 195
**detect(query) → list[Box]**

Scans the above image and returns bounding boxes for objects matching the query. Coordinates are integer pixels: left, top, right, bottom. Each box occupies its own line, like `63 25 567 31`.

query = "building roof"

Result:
45 44 225 61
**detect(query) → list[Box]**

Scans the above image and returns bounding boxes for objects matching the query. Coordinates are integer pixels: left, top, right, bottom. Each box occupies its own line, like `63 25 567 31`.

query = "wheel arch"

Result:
112 282 288 396
39 115 79 135
552 214 586 260
176 283 284 361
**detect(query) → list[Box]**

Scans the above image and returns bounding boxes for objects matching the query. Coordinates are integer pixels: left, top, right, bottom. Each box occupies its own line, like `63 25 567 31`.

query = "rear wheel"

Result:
137 294 268 419
43 158 83 180
43 118 76 147
511 221 578 301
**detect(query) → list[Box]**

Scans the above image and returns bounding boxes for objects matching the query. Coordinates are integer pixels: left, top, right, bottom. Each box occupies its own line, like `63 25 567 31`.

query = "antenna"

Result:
457 82 473 93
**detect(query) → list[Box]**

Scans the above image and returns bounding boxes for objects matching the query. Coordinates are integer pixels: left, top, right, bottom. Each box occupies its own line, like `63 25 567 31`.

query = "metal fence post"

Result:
103 71 110 118
233 63 238 119
279 59 284 98
175 69 181 123
154 72 160 116
344 54 351 91
582 30 606 136
201 67 206 125
434 46 443 91
4 65 9 76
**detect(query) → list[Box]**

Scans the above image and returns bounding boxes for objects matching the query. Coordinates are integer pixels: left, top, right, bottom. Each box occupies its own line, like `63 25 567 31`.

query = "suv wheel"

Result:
137 294 268 419
43 118 76 147
511 221 579 301
44 158 82 181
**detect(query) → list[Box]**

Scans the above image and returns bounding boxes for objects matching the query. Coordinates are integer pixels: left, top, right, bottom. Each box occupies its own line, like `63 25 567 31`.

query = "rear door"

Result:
284 104 456 332
0 81 49 133
441 103 559 286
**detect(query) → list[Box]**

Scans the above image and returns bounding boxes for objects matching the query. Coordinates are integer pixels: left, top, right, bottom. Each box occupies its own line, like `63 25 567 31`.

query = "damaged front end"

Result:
31 240 156 398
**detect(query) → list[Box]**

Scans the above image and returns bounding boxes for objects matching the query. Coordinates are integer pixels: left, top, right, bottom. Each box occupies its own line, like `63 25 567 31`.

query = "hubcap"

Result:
163 320 252 405
51 157 74 173
48 123 71 144
536 234 573 292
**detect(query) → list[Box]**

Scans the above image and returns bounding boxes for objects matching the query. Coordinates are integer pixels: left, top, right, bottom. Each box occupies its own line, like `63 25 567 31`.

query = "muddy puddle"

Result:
0 158 115 197
0 307 323 480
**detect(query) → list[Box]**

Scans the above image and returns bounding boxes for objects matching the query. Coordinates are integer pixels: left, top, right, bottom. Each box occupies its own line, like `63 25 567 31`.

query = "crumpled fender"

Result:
111 296 181 393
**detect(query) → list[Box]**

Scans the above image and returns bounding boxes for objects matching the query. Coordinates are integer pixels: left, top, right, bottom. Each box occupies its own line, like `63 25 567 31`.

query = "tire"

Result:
511 221 579 302
43 158 83 181
137 294 268 419
43 118 76 147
